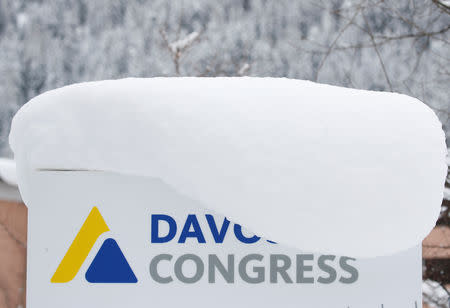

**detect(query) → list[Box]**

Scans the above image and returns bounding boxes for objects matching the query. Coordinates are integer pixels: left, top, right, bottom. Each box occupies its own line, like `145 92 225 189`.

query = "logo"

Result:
51 207 138 283
51 210 358 285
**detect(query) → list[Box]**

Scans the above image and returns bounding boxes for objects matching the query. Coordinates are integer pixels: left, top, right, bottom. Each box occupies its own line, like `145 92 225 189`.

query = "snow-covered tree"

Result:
0 0 448 154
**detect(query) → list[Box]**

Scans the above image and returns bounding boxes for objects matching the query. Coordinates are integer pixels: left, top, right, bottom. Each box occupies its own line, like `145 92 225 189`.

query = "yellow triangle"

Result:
51 207 110 283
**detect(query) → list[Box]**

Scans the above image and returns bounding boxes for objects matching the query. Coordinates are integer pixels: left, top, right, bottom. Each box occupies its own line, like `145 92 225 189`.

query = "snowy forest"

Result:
0 0 449 155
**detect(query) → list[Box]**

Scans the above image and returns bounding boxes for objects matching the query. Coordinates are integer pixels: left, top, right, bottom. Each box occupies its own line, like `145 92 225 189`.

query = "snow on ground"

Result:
9 77 447 257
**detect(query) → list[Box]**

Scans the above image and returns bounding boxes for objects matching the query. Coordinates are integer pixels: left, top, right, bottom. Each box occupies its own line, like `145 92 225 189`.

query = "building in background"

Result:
422 165 450 308
0 159 26 308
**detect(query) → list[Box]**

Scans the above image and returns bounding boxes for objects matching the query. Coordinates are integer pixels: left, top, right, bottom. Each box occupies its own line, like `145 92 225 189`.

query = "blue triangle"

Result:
85 238 138 283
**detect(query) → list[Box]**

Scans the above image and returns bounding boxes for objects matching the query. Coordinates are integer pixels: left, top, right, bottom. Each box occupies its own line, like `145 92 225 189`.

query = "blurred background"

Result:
0 0 448 307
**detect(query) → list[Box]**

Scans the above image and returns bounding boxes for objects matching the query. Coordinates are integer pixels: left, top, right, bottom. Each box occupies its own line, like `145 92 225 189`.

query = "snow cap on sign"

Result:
9 77 447 258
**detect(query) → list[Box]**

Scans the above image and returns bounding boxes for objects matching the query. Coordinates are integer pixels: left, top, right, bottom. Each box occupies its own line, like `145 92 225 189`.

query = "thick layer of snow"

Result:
0 158 17 186
9 77 447 257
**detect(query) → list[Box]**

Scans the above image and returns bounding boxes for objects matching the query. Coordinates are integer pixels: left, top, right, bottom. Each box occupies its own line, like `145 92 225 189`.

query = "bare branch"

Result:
314 6 361 82
432 0 450 15
362 12 393 91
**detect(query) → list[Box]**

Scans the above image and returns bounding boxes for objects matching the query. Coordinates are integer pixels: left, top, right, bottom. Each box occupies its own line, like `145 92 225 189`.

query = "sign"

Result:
26 171 421 307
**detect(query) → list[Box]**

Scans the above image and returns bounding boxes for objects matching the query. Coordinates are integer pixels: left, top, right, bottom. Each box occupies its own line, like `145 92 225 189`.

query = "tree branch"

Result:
314 6 361 81
362 12 393 91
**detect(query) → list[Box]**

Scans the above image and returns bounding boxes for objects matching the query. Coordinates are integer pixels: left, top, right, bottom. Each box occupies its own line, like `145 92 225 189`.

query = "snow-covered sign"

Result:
9 78 446 307
25 171 422 307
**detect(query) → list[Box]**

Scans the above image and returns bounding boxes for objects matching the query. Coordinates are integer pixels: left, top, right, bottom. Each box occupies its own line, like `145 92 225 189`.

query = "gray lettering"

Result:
339 257 358 284
174 254 204 283
208 254 234 283
239 254 265 283
317 255 336 284
149 254 173 283
270 254 293 283
296 254 314 283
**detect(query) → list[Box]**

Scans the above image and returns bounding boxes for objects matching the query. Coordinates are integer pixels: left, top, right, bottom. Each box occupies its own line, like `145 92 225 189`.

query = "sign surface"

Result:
27 171 422 307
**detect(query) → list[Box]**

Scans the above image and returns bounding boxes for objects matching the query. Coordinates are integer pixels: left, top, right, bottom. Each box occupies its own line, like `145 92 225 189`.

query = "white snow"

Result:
0 158 17 186
168 32 200 54
423 280 450 307
444 188 450 201
9 77 447 257
237 63 250 76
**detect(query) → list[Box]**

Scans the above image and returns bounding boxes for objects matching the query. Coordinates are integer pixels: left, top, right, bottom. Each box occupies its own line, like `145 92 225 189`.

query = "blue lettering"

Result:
178 214 206 243
151 215 177 243
234 224 261 244
205 215 230 243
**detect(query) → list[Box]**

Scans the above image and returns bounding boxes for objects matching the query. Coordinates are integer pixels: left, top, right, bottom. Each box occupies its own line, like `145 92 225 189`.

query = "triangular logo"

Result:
86 238 138 283
51 207 138 284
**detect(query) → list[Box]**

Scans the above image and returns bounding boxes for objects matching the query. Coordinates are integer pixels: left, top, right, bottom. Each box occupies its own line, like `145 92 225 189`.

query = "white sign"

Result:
26 171 421 307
